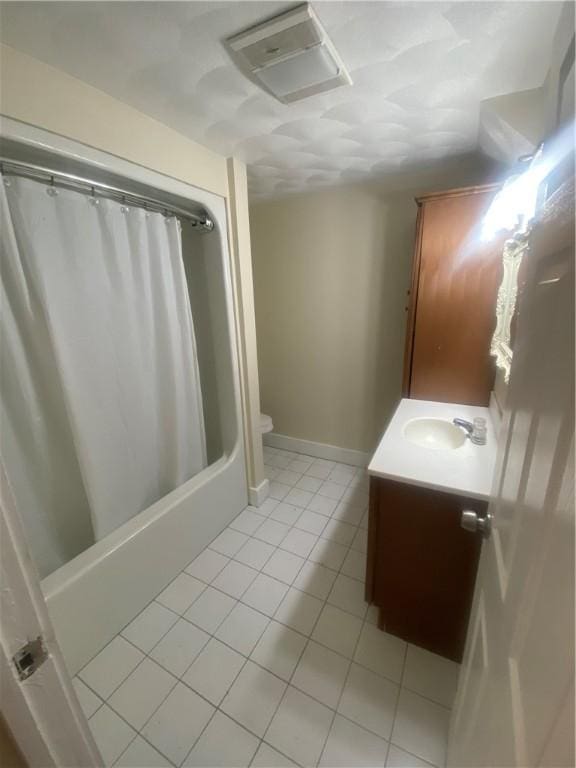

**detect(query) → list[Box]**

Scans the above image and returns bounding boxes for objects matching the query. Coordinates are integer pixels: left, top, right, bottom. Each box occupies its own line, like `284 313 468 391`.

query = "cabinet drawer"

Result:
366 477 483 661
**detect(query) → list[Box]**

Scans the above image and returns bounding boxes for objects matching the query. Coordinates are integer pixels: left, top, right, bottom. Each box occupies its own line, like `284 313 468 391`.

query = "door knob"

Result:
461 510 492 539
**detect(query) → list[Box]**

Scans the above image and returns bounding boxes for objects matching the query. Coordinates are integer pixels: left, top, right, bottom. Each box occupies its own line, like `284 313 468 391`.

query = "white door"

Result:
448 176 575 767
0 463 100 767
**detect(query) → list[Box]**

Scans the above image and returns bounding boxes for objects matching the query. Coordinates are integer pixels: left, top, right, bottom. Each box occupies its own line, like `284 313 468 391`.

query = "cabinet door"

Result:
408 189 505 406
371 479 484 661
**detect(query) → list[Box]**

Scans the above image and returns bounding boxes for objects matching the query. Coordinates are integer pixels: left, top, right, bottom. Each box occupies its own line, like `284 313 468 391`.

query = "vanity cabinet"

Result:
403 184 507 406
365 476 484 662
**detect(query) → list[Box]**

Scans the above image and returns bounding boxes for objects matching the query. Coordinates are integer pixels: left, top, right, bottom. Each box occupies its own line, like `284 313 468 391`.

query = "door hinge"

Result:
13 636 48 681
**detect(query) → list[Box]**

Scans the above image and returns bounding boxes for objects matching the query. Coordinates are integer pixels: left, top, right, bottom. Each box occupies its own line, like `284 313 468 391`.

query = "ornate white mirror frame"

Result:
490 230 530 382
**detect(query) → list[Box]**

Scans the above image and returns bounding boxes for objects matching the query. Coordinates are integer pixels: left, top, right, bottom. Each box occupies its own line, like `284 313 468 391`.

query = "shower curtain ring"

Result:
120 194 128 214
89 186 100 206
46 176 59 197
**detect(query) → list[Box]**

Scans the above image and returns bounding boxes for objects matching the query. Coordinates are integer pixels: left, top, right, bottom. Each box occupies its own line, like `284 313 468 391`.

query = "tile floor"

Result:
75 449 459 768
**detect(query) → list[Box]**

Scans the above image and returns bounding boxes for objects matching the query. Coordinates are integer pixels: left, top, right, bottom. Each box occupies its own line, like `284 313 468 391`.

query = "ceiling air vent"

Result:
226 3 352 104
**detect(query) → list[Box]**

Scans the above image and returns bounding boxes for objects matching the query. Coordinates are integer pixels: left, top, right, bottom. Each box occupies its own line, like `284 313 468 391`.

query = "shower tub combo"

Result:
0 121 248 674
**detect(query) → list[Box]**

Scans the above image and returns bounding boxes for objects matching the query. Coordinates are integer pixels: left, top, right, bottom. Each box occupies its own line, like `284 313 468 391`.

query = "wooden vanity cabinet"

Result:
365 476 484 662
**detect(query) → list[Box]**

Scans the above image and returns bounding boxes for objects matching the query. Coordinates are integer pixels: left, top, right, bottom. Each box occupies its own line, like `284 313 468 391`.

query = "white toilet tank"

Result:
259 413 273 433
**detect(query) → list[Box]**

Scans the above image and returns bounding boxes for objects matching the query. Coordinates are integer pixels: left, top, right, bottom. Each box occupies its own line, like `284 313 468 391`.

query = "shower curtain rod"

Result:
0 157 214 232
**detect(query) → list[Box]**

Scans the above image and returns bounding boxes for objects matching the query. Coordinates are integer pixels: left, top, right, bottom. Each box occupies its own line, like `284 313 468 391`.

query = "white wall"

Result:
250 157 499 454
0 44 228 196
542 2 575 134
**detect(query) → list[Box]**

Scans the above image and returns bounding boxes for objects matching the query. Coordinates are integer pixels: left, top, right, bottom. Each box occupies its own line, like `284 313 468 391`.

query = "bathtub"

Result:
1 123 248 675
42 452 246 675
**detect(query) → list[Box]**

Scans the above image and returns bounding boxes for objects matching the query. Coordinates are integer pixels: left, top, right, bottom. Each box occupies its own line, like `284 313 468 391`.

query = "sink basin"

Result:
403 417 466 450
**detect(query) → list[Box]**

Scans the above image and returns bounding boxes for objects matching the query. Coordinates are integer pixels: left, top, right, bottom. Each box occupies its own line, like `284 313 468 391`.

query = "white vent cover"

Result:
227 3 352 104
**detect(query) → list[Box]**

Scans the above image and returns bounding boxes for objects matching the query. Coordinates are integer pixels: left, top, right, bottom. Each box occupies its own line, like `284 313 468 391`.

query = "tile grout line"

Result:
221 458 365 763
180 559 452 713
87 566 446 767
175 526 325 767
84 562 366 717
254 465 367 763
109 619 223 764
83 574 249 766
315 595 369 766
85 454 452 767
94 671 181 767
78 491 273 674
263 456 414 762
80 465 369 694
257 559 336 766
225 481 366 591
382 640 410 766
263 454 442 763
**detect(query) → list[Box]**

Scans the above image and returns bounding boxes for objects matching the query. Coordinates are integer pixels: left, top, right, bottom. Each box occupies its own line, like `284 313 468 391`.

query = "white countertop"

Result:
368 398 498 500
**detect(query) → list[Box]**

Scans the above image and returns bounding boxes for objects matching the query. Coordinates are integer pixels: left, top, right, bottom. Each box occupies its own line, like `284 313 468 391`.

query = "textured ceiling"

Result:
0 1 562 199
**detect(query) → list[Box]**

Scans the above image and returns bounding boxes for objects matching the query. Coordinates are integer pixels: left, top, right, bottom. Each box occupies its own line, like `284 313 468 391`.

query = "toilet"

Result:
259 413 273 434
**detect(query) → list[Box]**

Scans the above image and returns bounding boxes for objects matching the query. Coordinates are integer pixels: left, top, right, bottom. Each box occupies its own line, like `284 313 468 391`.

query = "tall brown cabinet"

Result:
403 183 505 405
366 183 507 662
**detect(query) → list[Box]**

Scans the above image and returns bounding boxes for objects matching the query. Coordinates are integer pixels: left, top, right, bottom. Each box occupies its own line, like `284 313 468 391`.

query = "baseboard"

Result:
263 432 370 468
248 478 270 507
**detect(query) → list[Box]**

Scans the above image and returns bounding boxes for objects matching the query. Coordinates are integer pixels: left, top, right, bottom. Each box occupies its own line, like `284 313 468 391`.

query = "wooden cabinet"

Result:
403 184 507 406
367 183 504 660
365 476 484 662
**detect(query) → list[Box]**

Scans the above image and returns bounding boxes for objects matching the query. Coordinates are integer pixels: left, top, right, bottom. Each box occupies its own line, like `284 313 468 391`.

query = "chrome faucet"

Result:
453 417 487 445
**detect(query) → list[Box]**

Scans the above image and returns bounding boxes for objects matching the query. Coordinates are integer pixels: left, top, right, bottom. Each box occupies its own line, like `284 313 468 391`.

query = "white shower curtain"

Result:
0 176 206 577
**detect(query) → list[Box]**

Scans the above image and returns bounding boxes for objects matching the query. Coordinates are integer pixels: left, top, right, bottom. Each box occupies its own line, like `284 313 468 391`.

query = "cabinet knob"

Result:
461 510 492 539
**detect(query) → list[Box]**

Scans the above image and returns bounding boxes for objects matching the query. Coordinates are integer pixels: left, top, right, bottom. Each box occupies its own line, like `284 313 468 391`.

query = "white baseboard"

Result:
248 478 270 507
263 433 370 468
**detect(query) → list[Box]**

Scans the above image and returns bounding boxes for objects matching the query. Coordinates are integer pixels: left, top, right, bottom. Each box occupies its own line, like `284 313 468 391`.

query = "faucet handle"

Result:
471 418 487 445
